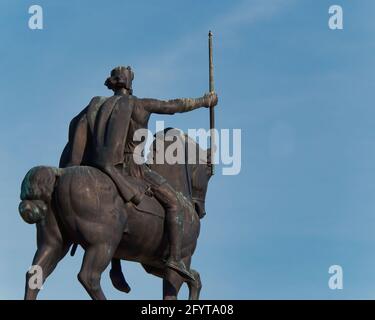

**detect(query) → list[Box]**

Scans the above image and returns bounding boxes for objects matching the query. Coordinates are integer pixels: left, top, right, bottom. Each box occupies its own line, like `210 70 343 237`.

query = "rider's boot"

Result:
165 207 195 281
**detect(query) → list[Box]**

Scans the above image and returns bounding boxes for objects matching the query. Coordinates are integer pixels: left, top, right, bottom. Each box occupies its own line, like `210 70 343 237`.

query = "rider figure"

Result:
60 66 218 281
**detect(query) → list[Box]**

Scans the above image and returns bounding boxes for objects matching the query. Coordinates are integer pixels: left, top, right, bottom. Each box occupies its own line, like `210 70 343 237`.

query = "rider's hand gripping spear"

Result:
208 30 215 176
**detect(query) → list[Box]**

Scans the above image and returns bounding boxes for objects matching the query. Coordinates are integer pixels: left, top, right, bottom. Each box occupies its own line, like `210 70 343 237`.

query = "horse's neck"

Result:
149 129 196 200
150 163 192 200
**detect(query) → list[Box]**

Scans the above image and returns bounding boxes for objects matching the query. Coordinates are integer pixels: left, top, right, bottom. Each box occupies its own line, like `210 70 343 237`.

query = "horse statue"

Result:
19 128 213 300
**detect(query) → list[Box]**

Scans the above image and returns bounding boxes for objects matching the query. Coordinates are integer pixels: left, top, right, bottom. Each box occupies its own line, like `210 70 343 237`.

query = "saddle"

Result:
120 174 165 218
123 174 195 221
135 193 165 219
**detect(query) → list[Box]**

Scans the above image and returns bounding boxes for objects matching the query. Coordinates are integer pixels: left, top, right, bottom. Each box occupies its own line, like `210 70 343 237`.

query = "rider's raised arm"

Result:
138 93 217 115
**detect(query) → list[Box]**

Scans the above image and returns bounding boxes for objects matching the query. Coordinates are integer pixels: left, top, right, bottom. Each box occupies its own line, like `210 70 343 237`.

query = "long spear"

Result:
208 30 215 175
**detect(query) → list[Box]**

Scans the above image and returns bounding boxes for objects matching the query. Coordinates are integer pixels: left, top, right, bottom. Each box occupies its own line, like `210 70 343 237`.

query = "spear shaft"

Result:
208 30 215 175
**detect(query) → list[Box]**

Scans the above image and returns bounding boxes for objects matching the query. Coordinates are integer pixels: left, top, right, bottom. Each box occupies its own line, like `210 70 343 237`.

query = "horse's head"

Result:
191 147 213 219
148 128 214 218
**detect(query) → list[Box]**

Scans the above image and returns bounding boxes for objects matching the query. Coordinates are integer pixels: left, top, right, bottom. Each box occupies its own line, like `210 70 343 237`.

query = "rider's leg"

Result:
152 182 194 281
97 164 143 204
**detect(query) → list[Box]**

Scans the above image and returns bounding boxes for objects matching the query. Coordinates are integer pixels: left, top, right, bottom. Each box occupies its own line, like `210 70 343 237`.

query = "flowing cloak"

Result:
60 95 133 167
59 95 139 202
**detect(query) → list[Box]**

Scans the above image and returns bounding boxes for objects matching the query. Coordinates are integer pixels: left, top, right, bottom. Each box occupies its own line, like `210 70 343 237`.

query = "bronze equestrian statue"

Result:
19 66 218 300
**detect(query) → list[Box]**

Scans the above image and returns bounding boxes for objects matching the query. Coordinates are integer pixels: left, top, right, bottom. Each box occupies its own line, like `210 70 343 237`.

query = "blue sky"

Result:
1 0 375 299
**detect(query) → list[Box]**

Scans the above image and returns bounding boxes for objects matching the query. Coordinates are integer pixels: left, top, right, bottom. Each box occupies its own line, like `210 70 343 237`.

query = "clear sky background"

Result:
1 0 375 299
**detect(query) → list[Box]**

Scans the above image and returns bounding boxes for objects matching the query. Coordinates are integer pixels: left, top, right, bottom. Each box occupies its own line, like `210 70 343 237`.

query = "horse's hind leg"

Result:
78 242 118 300
187 269 202 300
25 223 70 300
110 258 131 293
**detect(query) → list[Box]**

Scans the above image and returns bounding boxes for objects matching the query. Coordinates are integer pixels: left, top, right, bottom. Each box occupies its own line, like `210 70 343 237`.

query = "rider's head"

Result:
105 66 134 95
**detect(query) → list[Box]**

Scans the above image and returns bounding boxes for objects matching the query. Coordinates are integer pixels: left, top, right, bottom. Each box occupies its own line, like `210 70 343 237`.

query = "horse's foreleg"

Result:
163 269 184 300
187 269 202 300
110 258 131 293
78 243 117 300
163 256 199 300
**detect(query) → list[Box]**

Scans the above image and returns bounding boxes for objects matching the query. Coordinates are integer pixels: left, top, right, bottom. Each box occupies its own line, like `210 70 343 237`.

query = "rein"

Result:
184 137 193 198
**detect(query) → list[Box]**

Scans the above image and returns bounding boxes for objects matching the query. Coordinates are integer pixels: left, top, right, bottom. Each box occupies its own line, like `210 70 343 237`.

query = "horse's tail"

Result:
18 166 62 224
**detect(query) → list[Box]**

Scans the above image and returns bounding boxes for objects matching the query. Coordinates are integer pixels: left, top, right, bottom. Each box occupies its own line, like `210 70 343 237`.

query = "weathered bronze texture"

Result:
19 65 218 300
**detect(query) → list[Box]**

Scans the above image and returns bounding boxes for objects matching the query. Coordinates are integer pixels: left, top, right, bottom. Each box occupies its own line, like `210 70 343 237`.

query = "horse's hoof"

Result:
109 269 131 293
